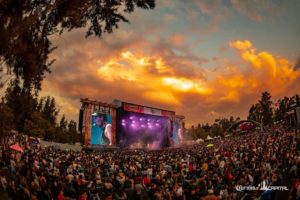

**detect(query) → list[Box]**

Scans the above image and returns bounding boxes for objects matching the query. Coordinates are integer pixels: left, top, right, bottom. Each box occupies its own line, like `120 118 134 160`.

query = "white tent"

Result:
206 135 213 140
196 138 204 143
225 134 230 137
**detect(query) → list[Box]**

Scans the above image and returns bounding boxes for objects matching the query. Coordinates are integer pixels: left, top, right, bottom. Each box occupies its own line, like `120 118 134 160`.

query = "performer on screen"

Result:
104 121 112 145
178 128 183 143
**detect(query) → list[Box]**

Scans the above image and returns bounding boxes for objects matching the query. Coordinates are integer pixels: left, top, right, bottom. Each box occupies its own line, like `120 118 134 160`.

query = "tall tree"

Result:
67 120 78 144
5 80 38 132
274 96 289 122
42 96 59 125
0 0 156 92
259 91 273 126
59 114 68 131
36 97 45 112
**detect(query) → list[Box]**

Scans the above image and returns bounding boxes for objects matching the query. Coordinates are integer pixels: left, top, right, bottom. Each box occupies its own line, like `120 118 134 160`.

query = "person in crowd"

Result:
0 126 298 200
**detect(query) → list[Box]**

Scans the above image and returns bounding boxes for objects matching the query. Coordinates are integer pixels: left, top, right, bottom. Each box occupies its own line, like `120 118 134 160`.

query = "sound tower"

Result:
78 108 84 132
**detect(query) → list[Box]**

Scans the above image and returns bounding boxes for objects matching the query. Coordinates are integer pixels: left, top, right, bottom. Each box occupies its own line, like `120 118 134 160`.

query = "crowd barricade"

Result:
40 140 82 151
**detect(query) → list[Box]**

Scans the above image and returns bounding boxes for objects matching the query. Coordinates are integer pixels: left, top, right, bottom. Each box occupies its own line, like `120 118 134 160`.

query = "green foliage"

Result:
56 117 80 143
2 81 81 143
24 112 55 139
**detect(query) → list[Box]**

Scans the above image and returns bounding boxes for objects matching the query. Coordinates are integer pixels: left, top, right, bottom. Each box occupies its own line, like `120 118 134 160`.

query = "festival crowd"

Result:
0 126 300 200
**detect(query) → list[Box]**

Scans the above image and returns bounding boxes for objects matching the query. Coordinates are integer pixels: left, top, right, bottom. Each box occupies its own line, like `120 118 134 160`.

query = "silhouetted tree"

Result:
258 91 273 126
0 102 14 137
5 80 38 132
0 0 156 92
67 120 79 143
42 96 59 125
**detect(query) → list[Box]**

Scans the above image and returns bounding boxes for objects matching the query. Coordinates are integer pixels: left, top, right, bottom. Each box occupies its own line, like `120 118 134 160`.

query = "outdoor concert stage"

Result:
79 98 185 149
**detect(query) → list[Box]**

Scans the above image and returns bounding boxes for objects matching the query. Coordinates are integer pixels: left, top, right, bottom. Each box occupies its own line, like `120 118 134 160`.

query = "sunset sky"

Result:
42 0 300 126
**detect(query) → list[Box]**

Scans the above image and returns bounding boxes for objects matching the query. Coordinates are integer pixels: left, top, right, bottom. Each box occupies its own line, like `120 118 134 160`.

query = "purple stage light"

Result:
131 124 136 128
129 116 136 120
141 124 146 128
132 120 136 123
139 118 144 121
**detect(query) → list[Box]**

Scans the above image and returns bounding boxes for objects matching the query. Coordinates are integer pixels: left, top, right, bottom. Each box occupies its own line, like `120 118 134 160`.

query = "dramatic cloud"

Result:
39 0 300 126
43 36 300 125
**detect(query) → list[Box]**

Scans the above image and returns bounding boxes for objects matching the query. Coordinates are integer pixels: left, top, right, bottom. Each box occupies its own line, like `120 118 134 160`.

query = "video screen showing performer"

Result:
91 113 112 145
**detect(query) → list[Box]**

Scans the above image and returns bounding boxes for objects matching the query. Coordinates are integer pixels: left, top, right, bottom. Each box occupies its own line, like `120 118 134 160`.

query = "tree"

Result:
67 120 79 143
295 94 300 106
24 112 55 139
5 80 38 132
42 96 59 125
248 91 273 126
36 97 45 112
259 91 273 126
274 96 289 122
0 102 14 137
248 104 257 121
0 0 156 92
59 115 68 131
55 114 67 142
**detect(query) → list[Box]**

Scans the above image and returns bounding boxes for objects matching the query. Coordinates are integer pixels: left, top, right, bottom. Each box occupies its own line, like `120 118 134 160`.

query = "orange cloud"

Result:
229 40 300 95
43 37 300 125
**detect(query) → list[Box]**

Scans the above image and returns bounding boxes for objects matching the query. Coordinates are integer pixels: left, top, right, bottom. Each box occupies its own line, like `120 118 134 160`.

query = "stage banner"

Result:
123 103 144 113
123 103 175 117
144 107 162 116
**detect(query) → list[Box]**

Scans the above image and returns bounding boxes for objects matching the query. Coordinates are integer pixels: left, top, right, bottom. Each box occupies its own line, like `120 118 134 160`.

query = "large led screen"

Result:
91 113 112 145
119 112 170 148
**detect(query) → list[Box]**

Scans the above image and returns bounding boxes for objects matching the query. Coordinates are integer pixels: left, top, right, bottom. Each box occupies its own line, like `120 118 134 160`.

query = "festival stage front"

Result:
79 99 185 149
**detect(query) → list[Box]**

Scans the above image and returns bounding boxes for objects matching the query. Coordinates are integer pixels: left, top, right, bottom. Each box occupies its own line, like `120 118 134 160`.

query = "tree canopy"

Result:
0 0 156 92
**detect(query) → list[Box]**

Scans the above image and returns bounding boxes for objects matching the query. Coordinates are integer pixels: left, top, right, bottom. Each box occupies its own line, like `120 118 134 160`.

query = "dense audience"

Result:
0 126 299 200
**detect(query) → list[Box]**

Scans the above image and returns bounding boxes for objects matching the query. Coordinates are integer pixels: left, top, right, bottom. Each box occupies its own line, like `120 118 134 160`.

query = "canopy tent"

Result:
206 135 213 140
196 138 204 143
10 143 23 152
